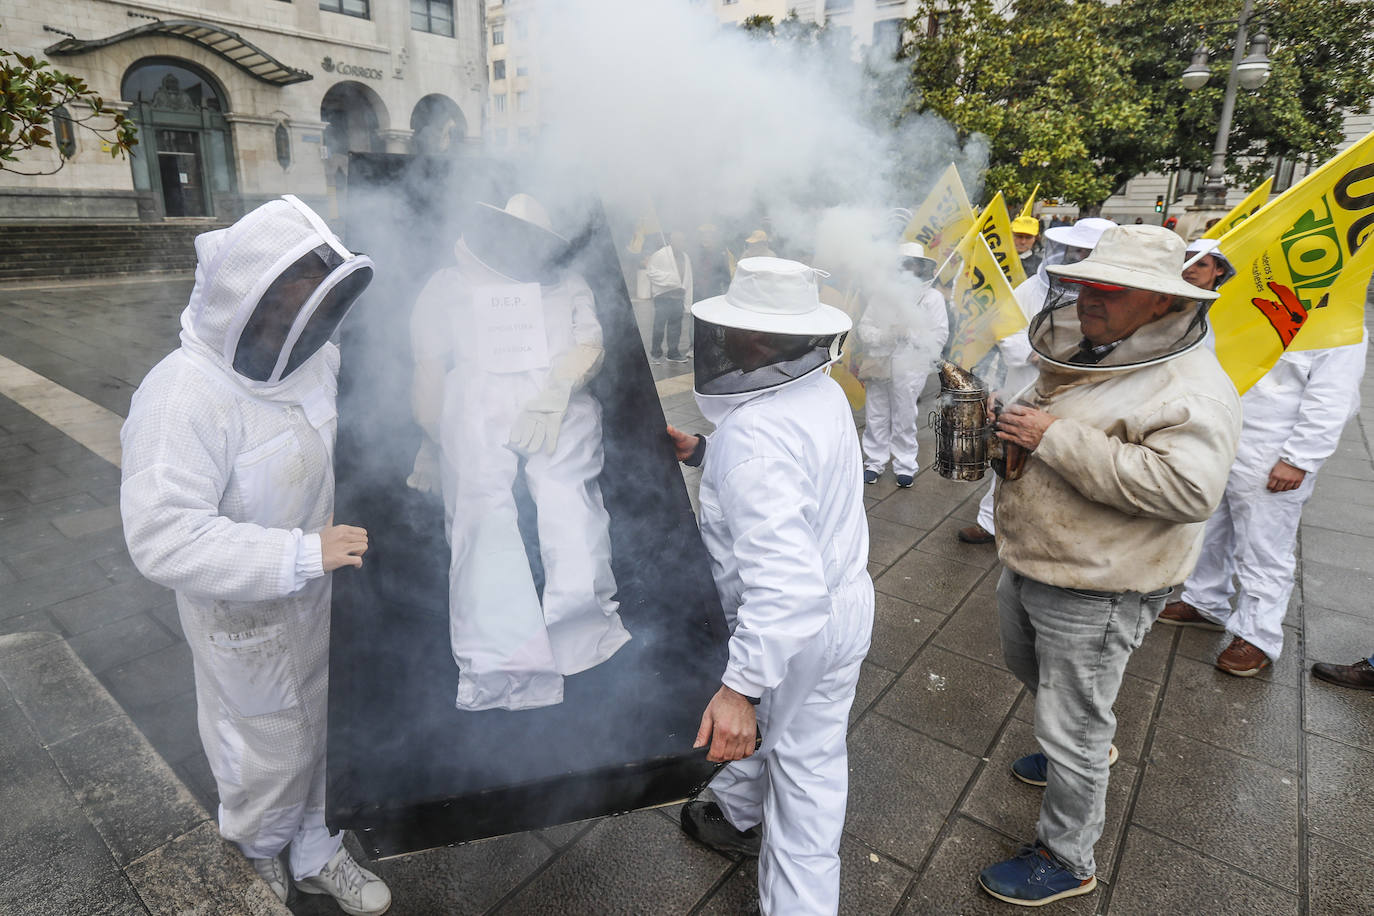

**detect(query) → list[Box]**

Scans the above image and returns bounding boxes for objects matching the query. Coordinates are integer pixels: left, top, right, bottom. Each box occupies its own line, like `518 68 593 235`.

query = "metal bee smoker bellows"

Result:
930 361 1027 482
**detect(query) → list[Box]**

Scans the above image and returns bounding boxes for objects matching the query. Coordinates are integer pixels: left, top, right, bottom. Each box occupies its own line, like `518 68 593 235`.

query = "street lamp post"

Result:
1180 0 1273 210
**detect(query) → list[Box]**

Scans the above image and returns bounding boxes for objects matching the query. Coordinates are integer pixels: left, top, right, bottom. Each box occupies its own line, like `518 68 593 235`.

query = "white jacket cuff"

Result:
294 531 325 589
722 666 767 701
1278 453 1318 474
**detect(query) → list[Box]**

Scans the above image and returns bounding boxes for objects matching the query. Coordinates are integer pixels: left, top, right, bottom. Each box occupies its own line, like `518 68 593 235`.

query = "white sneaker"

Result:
250 855 289 903
295 846 392 916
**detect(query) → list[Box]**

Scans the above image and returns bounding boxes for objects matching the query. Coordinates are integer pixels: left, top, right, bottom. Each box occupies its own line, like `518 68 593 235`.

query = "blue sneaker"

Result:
1012 744 1119 787
895 474 914 488
979 843 1097 906
864 469 880 485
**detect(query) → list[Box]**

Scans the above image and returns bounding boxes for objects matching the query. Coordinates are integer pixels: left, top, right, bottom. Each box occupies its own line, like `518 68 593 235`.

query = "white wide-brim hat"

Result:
1044 216 1117 250
471 192 568 249
692 256 852 336
1047 225 1221 301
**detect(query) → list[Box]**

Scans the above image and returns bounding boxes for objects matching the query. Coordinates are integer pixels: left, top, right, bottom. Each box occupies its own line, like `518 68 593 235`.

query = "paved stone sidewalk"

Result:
1 277 1372 915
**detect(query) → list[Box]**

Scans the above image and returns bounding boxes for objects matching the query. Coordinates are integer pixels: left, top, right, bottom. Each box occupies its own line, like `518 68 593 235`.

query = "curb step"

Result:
0 631 289 916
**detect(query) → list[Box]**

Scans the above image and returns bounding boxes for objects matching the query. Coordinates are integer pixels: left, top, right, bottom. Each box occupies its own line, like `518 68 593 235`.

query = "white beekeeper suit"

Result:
682 258 874 916
1179 336 1368 659
119 197 385 902
859 242 949 482
971 218 1116 537
410 195 629 712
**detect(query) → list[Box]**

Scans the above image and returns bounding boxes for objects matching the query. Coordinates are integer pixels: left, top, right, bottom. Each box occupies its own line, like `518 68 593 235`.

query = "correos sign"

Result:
321 56 384 81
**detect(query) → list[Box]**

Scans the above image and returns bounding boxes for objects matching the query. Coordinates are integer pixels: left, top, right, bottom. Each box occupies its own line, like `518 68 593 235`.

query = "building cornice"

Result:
100 0 392 56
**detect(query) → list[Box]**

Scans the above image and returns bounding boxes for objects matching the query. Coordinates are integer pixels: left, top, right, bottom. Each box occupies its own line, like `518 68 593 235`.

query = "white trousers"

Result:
180 586 342 880
443 390 629 710
976 479 996 534
711 578 874 916
1180 465 1315 660
861 375 922 476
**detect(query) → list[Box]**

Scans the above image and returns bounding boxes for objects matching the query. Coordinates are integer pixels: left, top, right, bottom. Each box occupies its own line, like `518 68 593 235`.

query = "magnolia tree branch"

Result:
0 35 139 175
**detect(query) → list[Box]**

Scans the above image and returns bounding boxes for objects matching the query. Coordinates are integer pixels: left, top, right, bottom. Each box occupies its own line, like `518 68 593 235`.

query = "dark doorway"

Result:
155 129 208 217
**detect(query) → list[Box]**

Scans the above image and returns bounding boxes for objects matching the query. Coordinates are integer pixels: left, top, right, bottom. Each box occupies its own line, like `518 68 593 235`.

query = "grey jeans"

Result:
997 569 1168 878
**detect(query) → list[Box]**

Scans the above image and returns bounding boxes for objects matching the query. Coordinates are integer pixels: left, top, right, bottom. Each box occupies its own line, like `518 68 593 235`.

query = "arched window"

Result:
410 94 467 156
121 60 224 111
121 59 236 219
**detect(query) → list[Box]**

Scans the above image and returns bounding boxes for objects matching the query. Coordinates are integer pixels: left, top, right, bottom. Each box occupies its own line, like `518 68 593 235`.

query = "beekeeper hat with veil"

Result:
692 256 852 402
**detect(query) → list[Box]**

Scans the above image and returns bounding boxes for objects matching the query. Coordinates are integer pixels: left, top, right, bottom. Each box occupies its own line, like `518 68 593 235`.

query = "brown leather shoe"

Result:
1216 636 1271 677
1311 658 1374 691
958 524 994 544
1158 600 1223 630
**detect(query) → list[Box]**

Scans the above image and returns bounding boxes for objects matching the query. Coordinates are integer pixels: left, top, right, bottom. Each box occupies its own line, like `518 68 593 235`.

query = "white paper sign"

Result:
475 283 549 374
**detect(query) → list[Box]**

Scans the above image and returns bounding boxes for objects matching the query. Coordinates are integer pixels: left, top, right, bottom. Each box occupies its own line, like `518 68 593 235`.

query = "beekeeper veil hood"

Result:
898 241 937 288
459 193 570 285
1036 217 1116 302
1032 225 1220 372
181 195 373 387
691 257 851 399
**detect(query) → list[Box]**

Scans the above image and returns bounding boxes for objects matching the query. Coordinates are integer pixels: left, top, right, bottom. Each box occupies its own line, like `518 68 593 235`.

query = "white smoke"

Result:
522 0 988 276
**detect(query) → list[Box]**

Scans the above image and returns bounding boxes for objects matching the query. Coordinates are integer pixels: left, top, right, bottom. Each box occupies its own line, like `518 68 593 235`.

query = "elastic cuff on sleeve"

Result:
1279 455 1316 474
295 531 324 586
722 667 767 702
683 434 708 468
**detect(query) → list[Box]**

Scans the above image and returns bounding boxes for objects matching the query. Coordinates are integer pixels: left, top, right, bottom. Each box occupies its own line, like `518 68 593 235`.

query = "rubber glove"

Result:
508 384 572 456
507 343 605 456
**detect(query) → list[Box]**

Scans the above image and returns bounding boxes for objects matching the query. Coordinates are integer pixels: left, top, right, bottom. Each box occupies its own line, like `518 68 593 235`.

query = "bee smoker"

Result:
930 361 1028 482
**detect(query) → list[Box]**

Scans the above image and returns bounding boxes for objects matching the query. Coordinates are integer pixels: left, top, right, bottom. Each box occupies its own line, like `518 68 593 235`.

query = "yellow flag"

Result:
1212 131 1374 392
903 164 976 263
941 192 1025 287
1202 176 1273 240
974 192 1027 287
946 234 1028 368
1019 184 1041 220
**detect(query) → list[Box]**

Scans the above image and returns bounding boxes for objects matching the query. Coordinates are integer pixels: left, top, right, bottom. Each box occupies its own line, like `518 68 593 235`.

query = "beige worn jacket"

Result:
994 308 1242 593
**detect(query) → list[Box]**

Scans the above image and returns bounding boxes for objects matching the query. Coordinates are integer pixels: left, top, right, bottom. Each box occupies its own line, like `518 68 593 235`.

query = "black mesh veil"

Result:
233 244 373 382
693 317 846 397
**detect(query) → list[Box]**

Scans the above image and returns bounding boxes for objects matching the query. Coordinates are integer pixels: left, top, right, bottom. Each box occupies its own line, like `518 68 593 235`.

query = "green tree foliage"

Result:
905 0 1374 211
1 32 137 175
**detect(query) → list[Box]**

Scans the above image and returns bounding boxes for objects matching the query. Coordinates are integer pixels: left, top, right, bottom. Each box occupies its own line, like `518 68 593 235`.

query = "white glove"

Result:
406 438 440 493
507 385 571 456
507 343 605 456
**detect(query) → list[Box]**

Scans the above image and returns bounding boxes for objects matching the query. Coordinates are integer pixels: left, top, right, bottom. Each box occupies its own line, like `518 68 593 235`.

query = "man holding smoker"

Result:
977 225 1241 906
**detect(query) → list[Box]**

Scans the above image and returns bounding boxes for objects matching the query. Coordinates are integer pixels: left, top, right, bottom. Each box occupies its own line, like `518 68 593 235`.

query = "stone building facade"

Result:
0 0 486 221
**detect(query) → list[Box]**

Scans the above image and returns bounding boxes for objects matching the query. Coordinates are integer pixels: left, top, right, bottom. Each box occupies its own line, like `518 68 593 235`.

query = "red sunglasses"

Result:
1063 278 1127 292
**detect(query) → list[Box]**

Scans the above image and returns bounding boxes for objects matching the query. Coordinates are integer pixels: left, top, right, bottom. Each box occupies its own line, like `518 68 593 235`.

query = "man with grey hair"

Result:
977 225 1241 906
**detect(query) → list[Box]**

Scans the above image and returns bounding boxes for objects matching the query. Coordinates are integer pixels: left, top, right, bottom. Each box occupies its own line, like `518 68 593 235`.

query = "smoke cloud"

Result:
523 0 988 271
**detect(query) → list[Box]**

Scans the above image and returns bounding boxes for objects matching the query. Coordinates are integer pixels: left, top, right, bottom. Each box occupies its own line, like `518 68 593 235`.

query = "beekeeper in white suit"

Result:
120 196 391 915
667 257 874 916
959 217 1116 544
409 194 630 712
858 241 949 487
1161 302 1367 675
